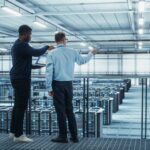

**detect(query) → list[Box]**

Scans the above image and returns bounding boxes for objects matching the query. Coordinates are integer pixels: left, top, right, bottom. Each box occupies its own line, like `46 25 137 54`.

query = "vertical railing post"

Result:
83 78 86 137
86 78 89 137
145 78 147 139
141 78 144 139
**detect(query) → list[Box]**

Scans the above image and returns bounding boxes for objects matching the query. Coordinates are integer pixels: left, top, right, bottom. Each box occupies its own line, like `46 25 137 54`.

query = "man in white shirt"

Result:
46 32 96 143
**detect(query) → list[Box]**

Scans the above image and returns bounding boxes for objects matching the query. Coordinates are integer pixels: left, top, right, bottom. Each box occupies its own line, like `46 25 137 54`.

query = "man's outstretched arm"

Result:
75 48 97 65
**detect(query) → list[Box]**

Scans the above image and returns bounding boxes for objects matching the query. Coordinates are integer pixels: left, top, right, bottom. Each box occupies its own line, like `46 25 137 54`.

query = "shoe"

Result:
51 137 68 143
14 135 33 143
70 137 79 143
9 133 15 139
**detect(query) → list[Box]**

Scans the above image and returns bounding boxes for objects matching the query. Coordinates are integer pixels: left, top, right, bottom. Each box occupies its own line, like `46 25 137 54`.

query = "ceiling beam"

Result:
27 10 131 16
0 31 16 37
127 0 135 33
30 1 126 6
7 0 35 14
1 50 150 55
0 10 132 18
2 9 150 18
0 32 141 38
1 39 150 44
2 0 87 42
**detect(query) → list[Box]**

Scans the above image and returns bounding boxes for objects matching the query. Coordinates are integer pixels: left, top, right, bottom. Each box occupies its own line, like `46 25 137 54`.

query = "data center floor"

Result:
103 86 150 138
0 134 150 150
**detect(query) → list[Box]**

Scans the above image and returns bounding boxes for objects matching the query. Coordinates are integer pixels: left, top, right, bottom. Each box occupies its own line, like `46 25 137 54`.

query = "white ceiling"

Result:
0 0 150 53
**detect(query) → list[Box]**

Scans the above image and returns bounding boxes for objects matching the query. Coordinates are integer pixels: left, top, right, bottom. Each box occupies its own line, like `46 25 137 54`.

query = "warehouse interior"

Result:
0 0 150 149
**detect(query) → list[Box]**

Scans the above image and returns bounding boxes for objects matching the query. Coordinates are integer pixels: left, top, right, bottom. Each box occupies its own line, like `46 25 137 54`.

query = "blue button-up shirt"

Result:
46 44 93 92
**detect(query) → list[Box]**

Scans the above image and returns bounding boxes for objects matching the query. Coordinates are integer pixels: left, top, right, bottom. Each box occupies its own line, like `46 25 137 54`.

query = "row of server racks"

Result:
0 77 131 137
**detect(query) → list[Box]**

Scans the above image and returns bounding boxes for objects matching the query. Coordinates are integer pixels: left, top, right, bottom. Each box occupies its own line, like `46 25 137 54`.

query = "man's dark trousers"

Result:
52 80 77 139
10 79 30 137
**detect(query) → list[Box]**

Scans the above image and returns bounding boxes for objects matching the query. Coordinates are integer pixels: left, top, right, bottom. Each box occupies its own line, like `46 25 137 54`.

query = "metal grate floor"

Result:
0 134 150 150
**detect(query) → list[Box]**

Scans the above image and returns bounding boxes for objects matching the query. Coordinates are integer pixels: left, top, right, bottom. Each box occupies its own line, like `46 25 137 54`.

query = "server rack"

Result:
0 77 131 138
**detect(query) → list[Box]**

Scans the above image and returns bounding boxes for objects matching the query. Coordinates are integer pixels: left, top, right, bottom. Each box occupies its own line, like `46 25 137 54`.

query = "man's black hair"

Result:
55 32 65 42
18 25 32 35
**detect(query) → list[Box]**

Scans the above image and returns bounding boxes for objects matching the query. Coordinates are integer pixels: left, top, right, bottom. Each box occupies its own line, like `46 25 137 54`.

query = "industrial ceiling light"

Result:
138 1 145 12
1 6 22 16
54 28 59 34
33 16 47 28
138 42 143 49
54 31 59 34
138 41 143 49
138 29 144 34
139 17 144 26
138 41 143 45
33 21 47 28
88 46 94 50
139 45 142 49
80 42 86 47
0 48 7 52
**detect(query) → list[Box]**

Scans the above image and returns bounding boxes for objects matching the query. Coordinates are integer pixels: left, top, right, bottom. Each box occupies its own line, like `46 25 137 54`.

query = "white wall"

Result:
1 54 150 76
74 53 150 75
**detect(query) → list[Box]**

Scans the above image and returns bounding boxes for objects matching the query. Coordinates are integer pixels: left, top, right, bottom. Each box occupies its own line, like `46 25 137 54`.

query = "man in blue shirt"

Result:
9 25 53 142
46 32 96 143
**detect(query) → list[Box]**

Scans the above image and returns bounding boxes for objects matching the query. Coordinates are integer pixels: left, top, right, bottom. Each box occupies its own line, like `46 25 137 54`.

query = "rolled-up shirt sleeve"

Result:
74 50 93 65
46 53 54 92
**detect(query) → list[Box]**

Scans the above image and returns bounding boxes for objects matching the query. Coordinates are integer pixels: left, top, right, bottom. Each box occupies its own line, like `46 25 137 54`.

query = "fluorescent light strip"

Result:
138 1 145 12
33 21 47 28
1 6 22 16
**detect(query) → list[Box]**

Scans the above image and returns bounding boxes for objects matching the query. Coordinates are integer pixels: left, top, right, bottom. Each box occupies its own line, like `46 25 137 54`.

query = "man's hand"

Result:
48 91 54 97
91 48 97 55
48 46 55 51
37 65 44 69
